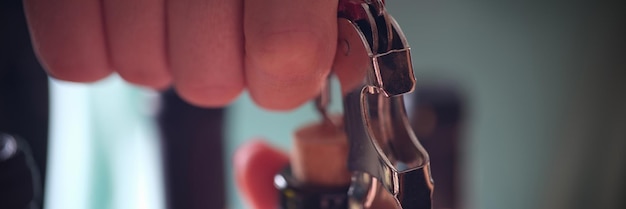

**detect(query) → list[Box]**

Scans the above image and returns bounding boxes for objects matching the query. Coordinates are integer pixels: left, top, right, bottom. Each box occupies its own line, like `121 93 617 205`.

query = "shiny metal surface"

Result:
315 77 335 127
334 0 434 208
0 133 18 161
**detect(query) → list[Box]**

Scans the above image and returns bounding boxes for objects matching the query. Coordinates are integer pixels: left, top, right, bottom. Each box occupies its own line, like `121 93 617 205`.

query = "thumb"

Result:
234 139 289 209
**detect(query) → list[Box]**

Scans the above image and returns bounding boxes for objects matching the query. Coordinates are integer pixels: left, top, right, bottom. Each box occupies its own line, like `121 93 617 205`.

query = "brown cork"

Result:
290 117 352 187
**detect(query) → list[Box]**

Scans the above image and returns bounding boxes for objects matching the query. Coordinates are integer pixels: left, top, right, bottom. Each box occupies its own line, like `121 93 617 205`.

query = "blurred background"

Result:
1 0 625 209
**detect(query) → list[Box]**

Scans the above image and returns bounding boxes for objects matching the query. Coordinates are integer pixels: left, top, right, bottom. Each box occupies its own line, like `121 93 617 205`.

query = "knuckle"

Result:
175 81 243 107
247 79 320 111
248 29 327 81
44 61 112 82
250 92 307 111
117 67 171 89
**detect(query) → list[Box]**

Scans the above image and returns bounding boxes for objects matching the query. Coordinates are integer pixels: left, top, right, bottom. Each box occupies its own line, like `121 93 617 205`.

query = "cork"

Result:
290 117 352 187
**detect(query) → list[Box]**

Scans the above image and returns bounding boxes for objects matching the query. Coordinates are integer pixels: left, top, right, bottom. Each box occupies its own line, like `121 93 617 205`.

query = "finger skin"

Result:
244 0 338 110
167 0 245 107
103 0 171 89
24 0 113 82
234 140 289 209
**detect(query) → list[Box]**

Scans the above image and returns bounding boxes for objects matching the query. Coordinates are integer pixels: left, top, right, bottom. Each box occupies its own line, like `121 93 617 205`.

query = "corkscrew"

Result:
335 0 434 208
275 1 433 208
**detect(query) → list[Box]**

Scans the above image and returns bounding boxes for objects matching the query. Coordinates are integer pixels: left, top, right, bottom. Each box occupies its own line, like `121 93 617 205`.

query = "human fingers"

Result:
102 0 171 89
234 140 289 209
244 0 338 110
167 0 245 107
24 0 113 82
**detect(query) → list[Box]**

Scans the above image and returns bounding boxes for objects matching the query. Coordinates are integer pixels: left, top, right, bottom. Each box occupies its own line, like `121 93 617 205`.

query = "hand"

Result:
24 0 339 110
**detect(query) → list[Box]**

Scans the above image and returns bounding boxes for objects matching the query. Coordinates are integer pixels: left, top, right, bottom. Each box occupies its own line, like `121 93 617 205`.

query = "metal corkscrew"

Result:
334 0 434 208
274 1 433 208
